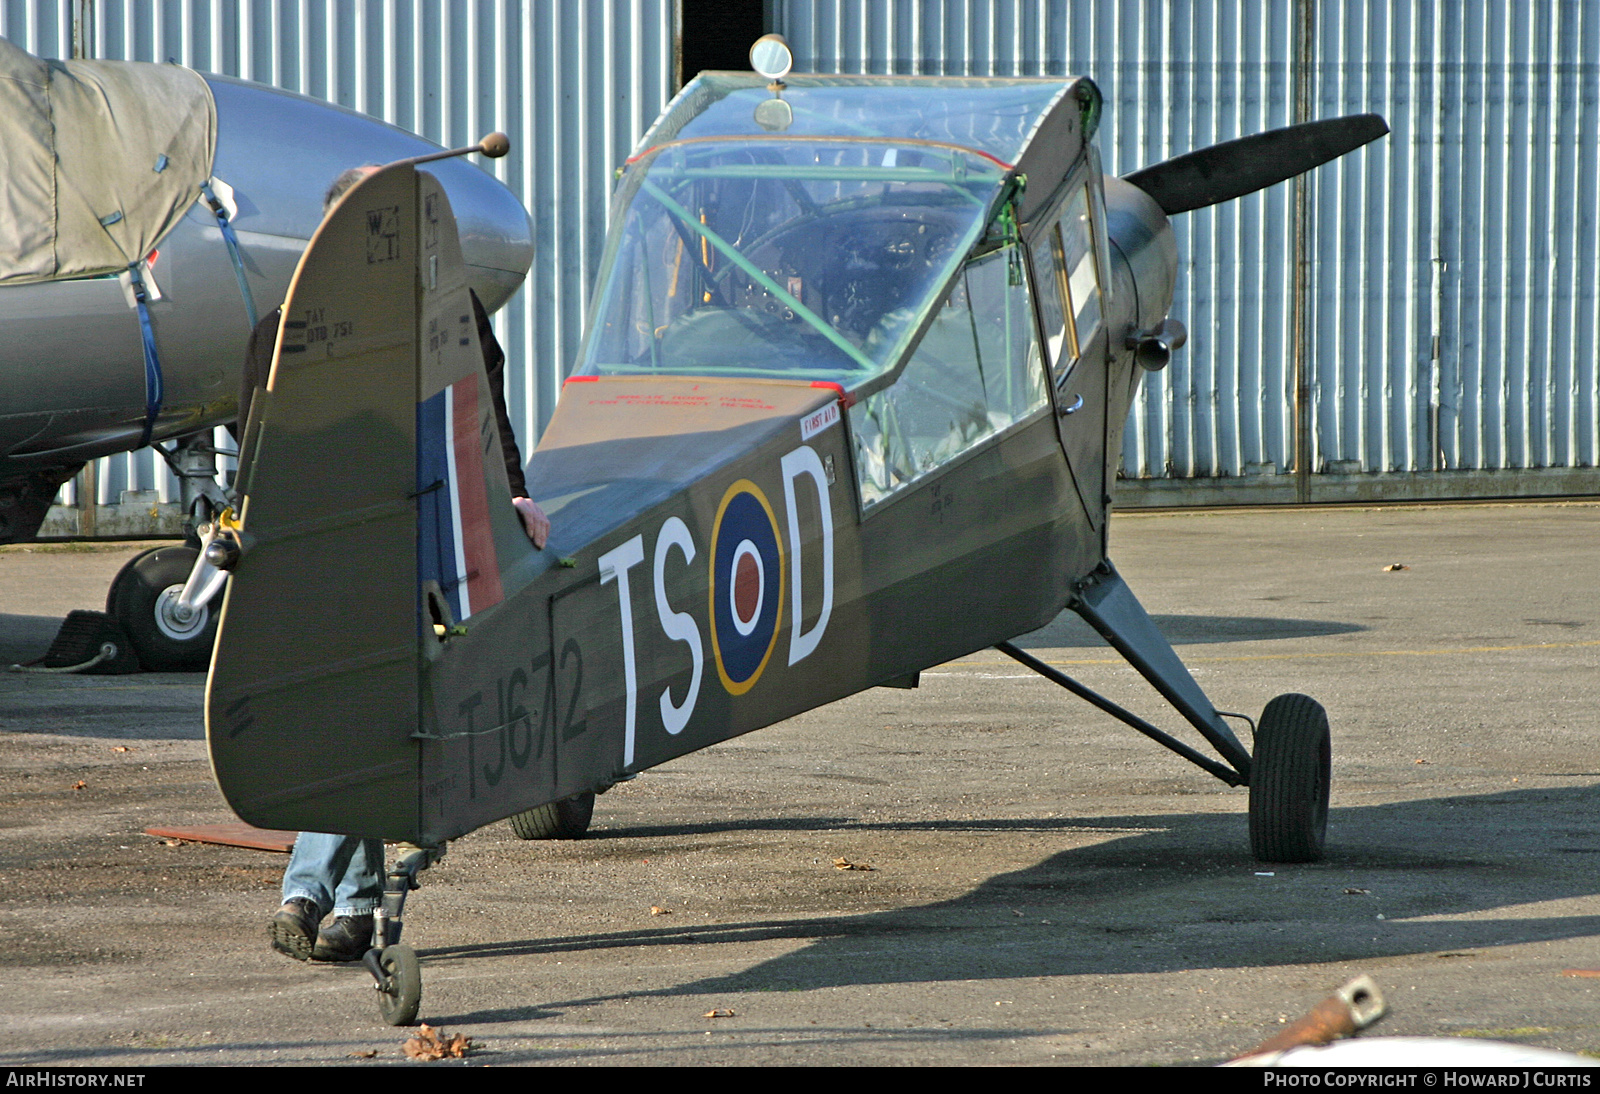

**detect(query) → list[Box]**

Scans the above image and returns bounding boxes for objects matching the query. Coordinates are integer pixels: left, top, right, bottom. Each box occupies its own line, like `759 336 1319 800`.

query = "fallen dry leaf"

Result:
1383 563 1409 572
70 780 86 791
704 1008 735 1019
649 905 671 916
1414 758 1430 764
402 1023 474 1060
1343 888 1371 895
348 1049 378 1059
161 838 186 847
111 746 131 753
832 857 873 871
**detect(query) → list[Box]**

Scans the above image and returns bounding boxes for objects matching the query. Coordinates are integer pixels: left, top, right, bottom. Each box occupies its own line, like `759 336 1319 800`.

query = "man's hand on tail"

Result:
512 496 550 548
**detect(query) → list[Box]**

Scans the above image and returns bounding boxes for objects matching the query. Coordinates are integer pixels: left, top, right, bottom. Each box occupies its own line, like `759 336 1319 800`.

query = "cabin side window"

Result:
1031 223 1076 371
1030 182 1102 391
850 241 1046 508
1061 184 1103 355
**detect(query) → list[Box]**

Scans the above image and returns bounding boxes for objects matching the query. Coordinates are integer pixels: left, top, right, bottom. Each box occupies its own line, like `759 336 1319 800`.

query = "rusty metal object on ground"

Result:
1233 975 1387 1061
143 823 297 852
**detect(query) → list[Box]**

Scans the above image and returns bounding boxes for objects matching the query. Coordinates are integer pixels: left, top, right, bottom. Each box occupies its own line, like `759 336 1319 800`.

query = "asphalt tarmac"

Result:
2 503 1598 1067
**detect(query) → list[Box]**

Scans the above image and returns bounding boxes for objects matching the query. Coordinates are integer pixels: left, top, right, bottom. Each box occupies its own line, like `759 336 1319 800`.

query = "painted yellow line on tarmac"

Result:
941 637 1600 670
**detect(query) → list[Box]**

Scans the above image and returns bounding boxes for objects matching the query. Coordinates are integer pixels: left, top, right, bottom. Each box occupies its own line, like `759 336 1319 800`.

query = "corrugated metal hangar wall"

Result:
4 0 1598 532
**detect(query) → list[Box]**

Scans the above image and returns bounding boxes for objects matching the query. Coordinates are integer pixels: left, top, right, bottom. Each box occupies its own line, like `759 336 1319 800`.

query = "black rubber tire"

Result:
1248 693 1331 863
105 546 218 672
376 944 422 1026
508 792 596 840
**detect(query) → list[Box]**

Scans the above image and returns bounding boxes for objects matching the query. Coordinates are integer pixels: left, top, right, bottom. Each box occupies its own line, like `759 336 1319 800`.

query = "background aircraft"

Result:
0 38 531 668
205 38 1384 1024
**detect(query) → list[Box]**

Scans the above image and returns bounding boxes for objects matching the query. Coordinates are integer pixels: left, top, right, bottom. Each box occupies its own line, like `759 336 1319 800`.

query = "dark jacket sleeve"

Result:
239 305 281 432
234 306 282 482
471 290 529 499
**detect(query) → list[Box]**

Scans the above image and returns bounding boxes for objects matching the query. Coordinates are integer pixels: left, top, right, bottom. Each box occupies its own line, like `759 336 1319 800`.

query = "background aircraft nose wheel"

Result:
508 791 595 839
106 546 219 671
1248 693 1331 863
370 943 422 1026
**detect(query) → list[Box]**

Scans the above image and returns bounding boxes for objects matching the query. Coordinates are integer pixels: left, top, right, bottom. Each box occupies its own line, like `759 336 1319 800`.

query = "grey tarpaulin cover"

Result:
0 37 215 285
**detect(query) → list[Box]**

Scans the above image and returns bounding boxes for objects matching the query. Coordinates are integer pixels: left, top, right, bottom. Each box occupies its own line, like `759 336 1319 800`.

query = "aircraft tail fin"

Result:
206 163 529 842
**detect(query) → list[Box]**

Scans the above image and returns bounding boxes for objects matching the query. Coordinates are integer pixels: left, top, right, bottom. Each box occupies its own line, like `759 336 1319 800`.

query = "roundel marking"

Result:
709 480 784 695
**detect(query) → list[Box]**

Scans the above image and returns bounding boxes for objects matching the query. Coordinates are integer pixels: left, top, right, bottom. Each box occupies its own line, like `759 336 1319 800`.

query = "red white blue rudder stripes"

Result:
417 378 503 623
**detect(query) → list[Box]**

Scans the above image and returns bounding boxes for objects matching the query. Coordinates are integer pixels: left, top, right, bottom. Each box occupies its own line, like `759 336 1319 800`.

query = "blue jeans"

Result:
281 832 383 917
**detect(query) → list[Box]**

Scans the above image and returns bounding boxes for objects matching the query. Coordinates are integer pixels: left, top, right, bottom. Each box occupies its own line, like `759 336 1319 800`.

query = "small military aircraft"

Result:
205 35 1386 1025
0 38 532 669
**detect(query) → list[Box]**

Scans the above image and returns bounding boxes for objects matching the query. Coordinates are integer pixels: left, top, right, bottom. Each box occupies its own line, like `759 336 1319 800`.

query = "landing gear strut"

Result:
999 560 1331 863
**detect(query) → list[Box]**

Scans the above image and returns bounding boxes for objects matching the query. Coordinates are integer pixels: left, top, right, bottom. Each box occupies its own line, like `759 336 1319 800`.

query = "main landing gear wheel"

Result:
106 546 219 671
508 791 595 840
1248 693 1331 863
374 943 422 1026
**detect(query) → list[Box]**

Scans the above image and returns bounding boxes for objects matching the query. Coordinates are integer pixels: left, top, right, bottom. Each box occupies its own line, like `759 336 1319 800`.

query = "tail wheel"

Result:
375 944 422 1026
106 546 219 672
508 792 595 840
1248 693 1331 863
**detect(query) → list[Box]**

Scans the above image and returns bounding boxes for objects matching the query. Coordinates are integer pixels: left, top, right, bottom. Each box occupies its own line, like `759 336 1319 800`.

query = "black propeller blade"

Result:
1123 113 1389 216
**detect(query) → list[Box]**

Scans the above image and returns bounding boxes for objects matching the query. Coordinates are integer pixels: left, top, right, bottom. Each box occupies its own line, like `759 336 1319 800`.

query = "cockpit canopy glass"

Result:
576 137 1009 384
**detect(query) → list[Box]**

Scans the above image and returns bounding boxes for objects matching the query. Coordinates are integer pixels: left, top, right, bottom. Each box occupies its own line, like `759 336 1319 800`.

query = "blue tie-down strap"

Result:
128 263 164 450
201 181 258 329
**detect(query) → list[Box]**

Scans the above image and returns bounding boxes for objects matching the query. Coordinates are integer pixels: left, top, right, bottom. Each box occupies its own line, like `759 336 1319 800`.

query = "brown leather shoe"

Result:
268 897 320 961
312 914 374 962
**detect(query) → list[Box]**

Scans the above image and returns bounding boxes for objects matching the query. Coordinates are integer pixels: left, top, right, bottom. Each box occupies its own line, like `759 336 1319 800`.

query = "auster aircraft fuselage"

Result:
209 67 1383 863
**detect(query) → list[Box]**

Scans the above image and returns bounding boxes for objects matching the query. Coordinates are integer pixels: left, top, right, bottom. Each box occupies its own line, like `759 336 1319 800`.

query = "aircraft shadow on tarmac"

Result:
420 782 1600 1024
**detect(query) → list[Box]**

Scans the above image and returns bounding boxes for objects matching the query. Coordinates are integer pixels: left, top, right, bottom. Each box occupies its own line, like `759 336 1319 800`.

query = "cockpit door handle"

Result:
1059 393 1084 416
